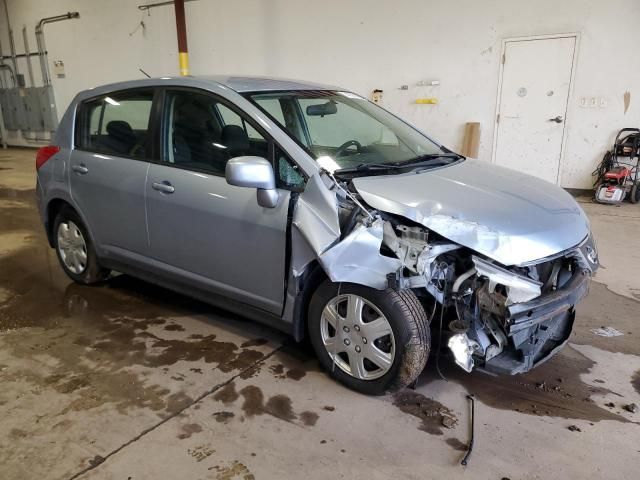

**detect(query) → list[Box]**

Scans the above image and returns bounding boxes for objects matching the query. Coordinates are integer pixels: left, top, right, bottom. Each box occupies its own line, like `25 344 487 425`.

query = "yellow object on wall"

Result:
415 98 439 104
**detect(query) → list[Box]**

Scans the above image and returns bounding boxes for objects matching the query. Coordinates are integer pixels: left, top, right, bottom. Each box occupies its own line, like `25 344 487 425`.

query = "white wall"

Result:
1 0 639 188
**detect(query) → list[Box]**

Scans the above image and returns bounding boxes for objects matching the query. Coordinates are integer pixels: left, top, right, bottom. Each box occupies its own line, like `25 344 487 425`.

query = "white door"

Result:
494 36 576 184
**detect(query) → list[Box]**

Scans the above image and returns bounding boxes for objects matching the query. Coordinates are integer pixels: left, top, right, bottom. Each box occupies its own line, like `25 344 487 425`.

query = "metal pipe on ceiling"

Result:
22 26 34 87
35 12 80 85
174 0 189 76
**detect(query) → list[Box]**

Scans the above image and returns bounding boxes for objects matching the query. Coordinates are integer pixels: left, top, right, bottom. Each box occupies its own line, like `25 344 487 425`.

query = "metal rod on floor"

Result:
461 394 475 466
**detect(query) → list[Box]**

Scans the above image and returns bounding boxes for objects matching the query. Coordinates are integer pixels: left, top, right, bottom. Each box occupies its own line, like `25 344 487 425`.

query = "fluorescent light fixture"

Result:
212 143 227 149
104 97 120 106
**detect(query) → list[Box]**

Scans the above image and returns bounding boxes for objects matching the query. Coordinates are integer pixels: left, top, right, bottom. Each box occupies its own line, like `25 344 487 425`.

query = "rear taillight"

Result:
36 145 60 170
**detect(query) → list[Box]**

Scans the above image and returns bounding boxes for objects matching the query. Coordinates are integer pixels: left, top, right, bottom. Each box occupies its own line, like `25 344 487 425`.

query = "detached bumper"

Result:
483 270 591 375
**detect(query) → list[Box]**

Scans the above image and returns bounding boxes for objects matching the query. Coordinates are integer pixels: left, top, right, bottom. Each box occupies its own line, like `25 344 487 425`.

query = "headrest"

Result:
221 124 249 152
106 120 135 141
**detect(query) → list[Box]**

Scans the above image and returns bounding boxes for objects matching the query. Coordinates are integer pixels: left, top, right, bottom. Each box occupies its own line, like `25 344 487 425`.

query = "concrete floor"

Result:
1 147 639 480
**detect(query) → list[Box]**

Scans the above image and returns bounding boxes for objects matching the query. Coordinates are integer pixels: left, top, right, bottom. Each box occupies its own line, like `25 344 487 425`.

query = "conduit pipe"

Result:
22 26 35 87
35 12 79 85
3 0 19 78
174 0 189 76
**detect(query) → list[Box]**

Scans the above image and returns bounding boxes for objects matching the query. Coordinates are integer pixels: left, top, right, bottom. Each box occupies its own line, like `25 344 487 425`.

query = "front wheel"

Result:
308 280 430 395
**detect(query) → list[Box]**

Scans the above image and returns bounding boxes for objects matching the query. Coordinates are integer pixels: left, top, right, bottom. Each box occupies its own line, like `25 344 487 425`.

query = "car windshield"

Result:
247 90 454 174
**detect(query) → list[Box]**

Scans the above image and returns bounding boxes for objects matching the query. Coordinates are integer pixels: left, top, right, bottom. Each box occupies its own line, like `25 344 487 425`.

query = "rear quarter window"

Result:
76 90 154 159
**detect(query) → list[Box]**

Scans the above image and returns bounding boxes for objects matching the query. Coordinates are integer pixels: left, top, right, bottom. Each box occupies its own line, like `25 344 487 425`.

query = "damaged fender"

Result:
319 219 402 289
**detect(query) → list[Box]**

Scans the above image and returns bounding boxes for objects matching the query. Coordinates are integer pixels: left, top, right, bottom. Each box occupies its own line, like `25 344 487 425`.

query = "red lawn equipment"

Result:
593 128 640 205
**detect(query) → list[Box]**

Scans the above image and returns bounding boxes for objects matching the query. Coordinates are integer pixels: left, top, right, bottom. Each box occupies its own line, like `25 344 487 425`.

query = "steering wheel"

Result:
335 139 362 157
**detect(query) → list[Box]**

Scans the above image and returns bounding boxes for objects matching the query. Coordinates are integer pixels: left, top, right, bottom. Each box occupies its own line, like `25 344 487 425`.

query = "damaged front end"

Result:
287 171 598 376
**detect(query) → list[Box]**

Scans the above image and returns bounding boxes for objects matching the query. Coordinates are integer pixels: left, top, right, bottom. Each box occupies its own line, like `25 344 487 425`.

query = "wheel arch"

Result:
291 260 328 342
45 197 93 249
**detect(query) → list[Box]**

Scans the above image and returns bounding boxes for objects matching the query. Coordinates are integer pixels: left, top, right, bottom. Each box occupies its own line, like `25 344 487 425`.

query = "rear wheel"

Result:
631 184 640 204
53 207 110 284
308 280 430 395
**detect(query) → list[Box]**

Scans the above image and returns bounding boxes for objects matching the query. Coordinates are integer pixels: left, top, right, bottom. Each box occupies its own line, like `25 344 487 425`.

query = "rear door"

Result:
145 88 295 314
70 89 156 257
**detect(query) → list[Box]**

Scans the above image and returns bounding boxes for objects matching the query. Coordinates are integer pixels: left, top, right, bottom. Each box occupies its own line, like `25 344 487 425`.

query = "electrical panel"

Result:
0 90 11 130
23 88 43 132
7 89 28 131
37 86 58 131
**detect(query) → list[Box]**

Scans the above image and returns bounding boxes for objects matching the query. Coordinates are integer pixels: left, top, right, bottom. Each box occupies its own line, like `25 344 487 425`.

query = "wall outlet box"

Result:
589 97 597 108
53 60 65 77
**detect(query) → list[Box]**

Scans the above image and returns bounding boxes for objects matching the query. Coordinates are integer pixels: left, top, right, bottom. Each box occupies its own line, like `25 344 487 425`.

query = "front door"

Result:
494 36 576 184
145 89 291 314
70 89 155 256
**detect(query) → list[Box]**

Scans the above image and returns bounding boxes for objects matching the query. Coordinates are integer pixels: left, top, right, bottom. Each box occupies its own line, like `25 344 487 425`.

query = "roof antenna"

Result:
139 68 151 78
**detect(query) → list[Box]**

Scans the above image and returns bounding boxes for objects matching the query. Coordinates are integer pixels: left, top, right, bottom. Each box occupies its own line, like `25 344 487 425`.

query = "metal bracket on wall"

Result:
138 0 199 12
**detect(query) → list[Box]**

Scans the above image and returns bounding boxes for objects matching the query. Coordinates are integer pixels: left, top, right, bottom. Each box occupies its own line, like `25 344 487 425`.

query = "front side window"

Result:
249 91 450 173
162 90 269 176
77 90 154 158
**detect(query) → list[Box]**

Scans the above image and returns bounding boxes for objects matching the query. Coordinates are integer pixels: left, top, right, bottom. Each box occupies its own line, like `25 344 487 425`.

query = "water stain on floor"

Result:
0 188 273 420
445 437 468 452
216 384 319 426
177 422 203 439
418 345 629 424
632 369 640 395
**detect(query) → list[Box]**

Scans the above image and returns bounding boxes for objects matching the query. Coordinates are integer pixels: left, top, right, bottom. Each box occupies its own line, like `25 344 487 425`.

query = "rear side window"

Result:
76 90 154 159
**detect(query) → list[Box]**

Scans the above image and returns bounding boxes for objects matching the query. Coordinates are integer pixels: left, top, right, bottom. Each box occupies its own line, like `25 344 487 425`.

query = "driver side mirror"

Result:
225 156 279 208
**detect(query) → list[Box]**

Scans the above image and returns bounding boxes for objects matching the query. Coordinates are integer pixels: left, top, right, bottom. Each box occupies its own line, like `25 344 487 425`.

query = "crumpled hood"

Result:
352 160 590 266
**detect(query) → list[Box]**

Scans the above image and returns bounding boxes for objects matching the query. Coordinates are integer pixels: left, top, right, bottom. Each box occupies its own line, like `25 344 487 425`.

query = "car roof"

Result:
80 75 341 97
200 75 341 92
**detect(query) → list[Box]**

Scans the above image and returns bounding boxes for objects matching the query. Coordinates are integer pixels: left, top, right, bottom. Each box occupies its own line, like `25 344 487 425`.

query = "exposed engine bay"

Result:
290 171 599 375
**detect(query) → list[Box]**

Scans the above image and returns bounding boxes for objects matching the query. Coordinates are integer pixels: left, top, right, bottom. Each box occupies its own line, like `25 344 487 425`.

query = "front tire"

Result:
53 207 110 284
308 280 430 395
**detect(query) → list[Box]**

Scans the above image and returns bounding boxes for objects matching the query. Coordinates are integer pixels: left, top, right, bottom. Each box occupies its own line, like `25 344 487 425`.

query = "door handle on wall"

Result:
548 116 564 123
71 164 88 174
152 181 175 194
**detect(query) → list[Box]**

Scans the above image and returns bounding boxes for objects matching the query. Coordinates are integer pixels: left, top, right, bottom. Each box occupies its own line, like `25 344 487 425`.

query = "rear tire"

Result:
631 184 640 204
308 280 430 395
53 207 110 285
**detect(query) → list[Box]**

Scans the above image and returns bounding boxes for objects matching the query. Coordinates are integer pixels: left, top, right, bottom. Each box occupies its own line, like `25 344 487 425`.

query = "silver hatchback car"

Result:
36 76 598 394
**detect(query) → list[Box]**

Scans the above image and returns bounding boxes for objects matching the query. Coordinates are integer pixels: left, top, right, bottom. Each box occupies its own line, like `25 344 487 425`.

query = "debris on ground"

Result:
392 390 458 435
623 403 638 413
605 402 615 408
442 416 456 429
567 425 581 432
591 326 624 337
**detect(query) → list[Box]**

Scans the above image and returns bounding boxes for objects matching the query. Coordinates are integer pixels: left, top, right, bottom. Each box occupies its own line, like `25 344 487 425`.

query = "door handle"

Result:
152 181 175 194
549 116 564 123
72 164 88 174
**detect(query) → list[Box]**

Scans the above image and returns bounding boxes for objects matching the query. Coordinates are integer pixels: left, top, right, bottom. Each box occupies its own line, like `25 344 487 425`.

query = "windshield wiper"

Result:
333 162 405 175
397 153 464 167
334 154 463 176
